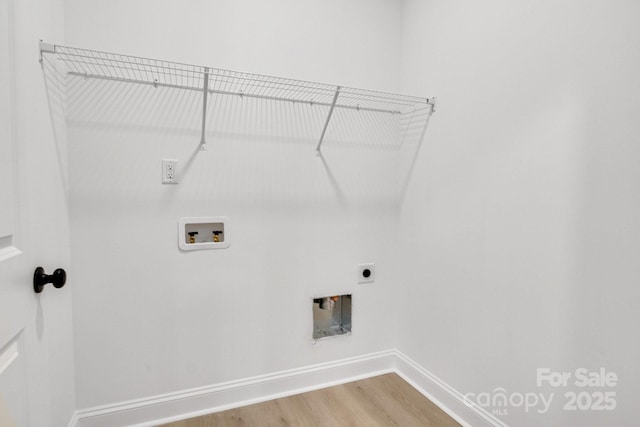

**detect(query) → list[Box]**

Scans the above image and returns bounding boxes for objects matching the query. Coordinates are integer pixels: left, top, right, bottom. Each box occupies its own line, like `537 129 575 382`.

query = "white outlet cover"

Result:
162 159 178 184
358 263 375 283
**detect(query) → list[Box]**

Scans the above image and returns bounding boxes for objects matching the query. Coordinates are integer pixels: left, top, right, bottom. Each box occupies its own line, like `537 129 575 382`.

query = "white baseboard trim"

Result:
394 351 506 427
71 349 503 427
67 411 79 427
73 350 396 427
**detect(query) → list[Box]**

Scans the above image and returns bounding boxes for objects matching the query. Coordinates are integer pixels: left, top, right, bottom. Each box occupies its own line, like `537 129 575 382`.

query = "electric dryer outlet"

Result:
358 263 375 283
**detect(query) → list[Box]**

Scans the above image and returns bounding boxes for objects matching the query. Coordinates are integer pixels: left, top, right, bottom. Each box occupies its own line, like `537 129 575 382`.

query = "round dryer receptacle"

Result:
358 263 375 283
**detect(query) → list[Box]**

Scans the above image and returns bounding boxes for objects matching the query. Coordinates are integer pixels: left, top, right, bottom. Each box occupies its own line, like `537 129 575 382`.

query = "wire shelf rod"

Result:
66 71 406 115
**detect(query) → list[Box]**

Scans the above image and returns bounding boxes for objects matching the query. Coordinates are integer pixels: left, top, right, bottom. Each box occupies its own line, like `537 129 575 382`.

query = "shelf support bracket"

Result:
39 41 56 63
428 97 437 113
315 86 341 155
199 67 210 151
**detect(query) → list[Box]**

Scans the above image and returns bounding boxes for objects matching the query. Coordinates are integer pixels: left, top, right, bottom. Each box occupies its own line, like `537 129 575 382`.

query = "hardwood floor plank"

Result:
372 374 459 427
307 383 383 427
159 373 460 427
342 379 403 426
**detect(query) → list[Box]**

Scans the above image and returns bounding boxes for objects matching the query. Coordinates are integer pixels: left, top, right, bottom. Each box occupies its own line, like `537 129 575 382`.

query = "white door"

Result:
0 0 75 426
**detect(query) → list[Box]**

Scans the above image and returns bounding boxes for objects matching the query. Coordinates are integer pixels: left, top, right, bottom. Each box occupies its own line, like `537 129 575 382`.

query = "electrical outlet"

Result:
358 263 375 284
162 159 178 184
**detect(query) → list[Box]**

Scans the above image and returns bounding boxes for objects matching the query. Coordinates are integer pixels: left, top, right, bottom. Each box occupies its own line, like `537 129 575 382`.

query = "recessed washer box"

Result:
178 217 230 251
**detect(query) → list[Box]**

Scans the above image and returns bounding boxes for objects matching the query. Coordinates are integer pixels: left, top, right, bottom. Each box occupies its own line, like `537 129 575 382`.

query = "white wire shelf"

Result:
39 41 435 153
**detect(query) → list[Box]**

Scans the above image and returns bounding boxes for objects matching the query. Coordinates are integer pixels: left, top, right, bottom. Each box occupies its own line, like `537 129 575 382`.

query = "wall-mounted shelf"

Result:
39 41 435 154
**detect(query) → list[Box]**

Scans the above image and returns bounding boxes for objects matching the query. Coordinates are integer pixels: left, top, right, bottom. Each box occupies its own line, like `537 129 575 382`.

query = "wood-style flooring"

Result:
159 373 460 427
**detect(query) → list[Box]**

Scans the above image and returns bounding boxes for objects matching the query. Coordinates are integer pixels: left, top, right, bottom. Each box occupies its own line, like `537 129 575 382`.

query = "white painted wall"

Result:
61 1 640 424
398 1 640 425
63 0 406 409
63 0 401 93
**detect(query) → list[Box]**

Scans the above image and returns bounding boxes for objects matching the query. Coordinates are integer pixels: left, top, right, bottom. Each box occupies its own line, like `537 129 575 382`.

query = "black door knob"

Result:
33 267 67 293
